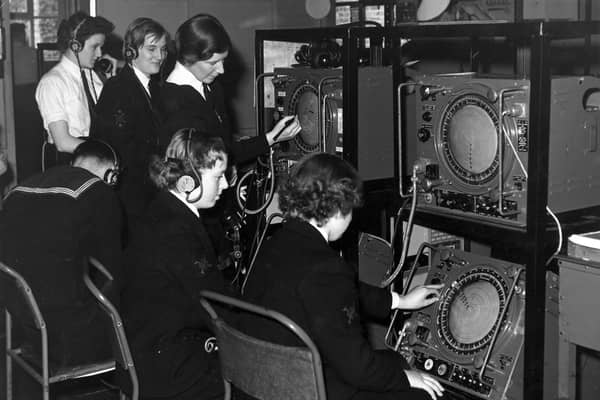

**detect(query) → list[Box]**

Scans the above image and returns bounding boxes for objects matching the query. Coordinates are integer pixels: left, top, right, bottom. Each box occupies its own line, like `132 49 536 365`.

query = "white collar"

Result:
169 189 200 218
59 55 85 79
132 65 151 96
308 219 329 242
166 61 206 99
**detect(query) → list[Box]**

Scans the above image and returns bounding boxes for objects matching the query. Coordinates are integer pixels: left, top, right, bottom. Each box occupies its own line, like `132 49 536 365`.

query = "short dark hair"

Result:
57 11 114 53
72 139 118 166
279 153 363 226
149 128 227 190
123 17 169 60
175 14 230 65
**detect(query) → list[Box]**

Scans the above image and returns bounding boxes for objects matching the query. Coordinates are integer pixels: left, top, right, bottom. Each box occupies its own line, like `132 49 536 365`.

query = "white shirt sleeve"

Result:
35 73 70 131
391 291 401 309
35 62 95 140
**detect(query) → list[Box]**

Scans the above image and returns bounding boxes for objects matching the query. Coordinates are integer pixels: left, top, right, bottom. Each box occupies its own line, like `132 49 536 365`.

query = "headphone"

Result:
175 129 203 202
69 17 88 54
101 140 120 186
124 17 153 61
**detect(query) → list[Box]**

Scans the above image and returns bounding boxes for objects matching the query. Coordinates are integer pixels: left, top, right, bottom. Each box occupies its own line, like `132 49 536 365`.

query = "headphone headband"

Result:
69 16 88 53
96 139 120 186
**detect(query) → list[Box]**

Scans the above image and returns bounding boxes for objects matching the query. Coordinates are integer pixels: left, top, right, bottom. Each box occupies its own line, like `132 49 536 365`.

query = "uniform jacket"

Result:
0 166 122 366
91 65 170 227
121 190 230 398
242 219 413 400
162 80 269 165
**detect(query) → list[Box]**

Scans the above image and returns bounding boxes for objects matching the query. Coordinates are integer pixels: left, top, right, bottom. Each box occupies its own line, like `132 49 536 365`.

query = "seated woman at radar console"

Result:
119 128 232 399
241 152 445 400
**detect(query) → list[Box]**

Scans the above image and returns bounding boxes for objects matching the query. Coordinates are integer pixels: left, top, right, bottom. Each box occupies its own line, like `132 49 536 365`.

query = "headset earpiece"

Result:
124 45 138 61
69 18 87 54
70 38 83 53
103 168 119 186
179 128 203 202
176 174 198 194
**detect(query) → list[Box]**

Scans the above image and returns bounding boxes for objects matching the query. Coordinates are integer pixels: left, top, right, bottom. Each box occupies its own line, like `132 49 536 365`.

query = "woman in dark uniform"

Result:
242 152 445 400
92 17 170 242
120 129 231 399
162 13 301 267
163 13 300 165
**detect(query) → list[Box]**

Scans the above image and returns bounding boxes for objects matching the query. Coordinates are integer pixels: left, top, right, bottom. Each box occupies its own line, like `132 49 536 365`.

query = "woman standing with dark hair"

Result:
163 13 300 165
91 17 170 242
242 152 445 400
120 128 230 399
163 13 301 268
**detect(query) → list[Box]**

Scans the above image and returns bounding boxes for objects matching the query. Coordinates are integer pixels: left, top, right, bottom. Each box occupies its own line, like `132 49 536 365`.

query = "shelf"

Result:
256 20 600 400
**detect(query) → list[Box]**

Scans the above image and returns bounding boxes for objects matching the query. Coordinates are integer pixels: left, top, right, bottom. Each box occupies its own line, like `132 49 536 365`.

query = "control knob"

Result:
424 358 434 371
437 363 448 376
417 128 431 142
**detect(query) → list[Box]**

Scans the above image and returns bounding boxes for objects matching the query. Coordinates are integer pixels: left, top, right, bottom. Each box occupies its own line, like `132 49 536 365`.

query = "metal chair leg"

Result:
224 379 231 400
6 310 13 400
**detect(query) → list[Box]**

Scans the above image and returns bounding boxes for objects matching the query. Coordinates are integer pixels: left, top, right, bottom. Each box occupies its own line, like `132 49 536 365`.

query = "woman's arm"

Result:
36 74 86 153
47 120 84 153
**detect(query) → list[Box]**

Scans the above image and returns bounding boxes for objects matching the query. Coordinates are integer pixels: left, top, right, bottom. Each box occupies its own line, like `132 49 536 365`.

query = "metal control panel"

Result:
400 74 600 227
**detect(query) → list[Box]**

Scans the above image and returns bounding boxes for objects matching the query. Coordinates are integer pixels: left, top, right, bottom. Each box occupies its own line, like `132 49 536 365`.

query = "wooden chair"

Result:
199 290 327 400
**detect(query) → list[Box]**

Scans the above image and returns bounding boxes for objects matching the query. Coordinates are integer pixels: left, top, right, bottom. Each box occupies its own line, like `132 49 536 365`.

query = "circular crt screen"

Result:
438 268 507 354
440 94 500 186
289 84 320 153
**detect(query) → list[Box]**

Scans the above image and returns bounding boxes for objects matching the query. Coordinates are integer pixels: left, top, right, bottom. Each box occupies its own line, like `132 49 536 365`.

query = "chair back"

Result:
0 261 47 331
199 290 327 400
84 257 139 400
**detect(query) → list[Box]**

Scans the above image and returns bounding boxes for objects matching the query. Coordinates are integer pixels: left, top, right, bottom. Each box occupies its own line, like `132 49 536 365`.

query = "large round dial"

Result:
287 81 340 154
437 268 508 354
438 94 500 186
288 83 321 153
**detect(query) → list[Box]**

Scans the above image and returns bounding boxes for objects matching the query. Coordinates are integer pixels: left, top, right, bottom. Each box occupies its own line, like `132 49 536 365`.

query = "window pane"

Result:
365 5 385 26
336 5 361 25
9 0 28 13
12 19 33 47
34 0 59 17
34 18 59 46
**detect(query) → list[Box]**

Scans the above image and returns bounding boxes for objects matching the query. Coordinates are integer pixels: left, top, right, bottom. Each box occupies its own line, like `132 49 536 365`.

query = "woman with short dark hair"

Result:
162 13 301 269
243 152 445 400
36 11 114 165
119 128 231 399
163 13 300 165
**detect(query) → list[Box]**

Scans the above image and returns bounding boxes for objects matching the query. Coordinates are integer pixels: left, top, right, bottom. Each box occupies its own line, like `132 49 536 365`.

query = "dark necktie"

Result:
203 83 213 107
148 79 161 108
203 83 222 124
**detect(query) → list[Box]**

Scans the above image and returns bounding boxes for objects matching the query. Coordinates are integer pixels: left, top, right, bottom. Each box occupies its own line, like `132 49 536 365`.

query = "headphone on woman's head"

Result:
124 17 153 61
69 17 88 53
176 128 203 201
123 43 138 61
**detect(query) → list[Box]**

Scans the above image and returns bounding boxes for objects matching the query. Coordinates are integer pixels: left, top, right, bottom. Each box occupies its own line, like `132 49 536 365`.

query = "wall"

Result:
97 0 332 137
